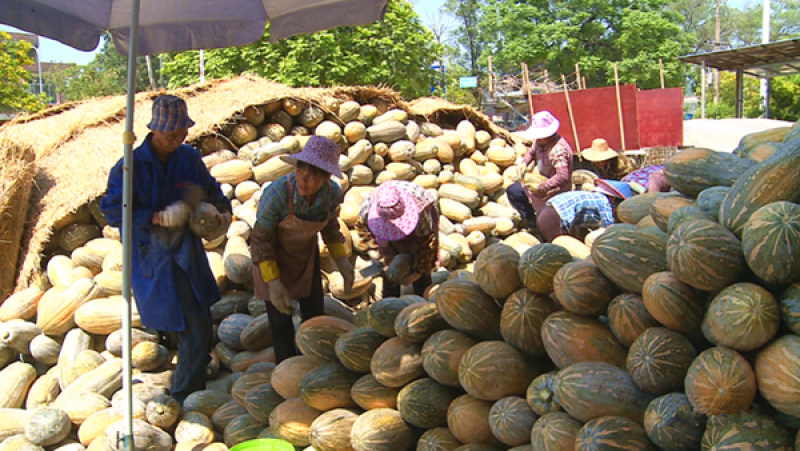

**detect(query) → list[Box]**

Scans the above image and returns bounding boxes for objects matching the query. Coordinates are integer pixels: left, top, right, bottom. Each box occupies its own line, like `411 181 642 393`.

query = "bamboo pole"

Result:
659 58 665 89
488 55 495 96
522 62 535 119
614 63 626 151
575 63 582 89
561 73 580 153
582 76 587 90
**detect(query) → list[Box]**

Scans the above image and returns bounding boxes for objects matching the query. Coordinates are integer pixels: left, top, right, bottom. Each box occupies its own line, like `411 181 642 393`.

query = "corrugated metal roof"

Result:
679 38 800 78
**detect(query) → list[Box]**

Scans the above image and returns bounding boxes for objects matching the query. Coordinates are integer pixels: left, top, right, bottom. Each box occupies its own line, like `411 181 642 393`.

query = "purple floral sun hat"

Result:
281 135 343 178
519 111 560 141
367 184 421 241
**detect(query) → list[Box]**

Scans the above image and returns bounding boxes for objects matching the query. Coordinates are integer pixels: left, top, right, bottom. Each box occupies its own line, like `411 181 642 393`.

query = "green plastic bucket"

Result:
229 439 294 451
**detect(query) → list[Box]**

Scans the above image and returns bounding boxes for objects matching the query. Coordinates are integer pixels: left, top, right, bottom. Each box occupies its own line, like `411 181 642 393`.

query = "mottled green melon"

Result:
576 415 657 451
334 327 387 374
517 244 574 295
667 206 713 236
500 288 559 358
458 341 537 402
417 427 462 451
530 411 583 451
641 271 705 342
780 283 800 335
664 148 758 197
473 243 523 299
434 279 501 340
396 378 461 429
754 334 800 418
298 363 361 411
349 374 399 410
591 224 669 294
422 329 479 388
394 302 448 344
295 316 356 363
552 261 617 316
607 293 660 348
541 311 627 369
616 193 663 225
447 394 504 447
370 337 424 388
627 328 696 395
684 347 756 416
526 371 562 416
368 297 416 338
644 393 705 451
695 186 729 221
741 201 800 285
666 219 745 292
702 283 780 351
488 396 537 447
701 410 792 451
650 194 695 232
350 408 412 451
308 408 358 451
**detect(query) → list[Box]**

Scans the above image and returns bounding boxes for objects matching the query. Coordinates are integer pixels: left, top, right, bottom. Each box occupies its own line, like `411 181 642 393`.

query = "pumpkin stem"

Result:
539 389 553 403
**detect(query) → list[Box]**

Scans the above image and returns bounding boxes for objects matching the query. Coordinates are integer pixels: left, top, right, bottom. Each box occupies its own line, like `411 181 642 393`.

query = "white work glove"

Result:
156 201 192 228
204 211 232 241
335 257 355 294
268 279 294 315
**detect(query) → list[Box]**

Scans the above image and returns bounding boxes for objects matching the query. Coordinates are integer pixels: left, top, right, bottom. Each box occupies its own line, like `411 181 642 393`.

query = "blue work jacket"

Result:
100 134 231 331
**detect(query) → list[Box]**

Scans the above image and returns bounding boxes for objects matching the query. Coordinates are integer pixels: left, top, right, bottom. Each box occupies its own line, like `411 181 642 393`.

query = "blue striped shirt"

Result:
547 191 615 231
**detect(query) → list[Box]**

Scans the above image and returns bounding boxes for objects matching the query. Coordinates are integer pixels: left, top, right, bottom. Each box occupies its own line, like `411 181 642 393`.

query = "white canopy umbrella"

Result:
1 1 388 449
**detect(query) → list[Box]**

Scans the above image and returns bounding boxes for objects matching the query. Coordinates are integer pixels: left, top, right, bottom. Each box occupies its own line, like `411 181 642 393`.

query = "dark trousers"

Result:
507 182 547 224
171 263 212 405
536 205 566 243
266 253 325 364
383 272 433 299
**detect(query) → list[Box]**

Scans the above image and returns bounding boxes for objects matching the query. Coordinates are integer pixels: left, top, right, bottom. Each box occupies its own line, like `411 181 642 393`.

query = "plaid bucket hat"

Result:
281 135 343 178
147 95 195 132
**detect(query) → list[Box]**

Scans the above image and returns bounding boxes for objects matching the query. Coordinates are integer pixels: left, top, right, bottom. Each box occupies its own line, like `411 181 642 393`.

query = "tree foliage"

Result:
0 31 46 113
45 35 162 102
161 0 442 99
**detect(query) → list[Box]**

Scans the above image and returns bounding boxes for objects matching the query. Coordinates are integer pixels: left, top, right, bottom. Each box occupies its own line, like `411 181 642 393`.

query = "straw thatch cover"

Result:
405 97 514 144
2 74 504 293
0 138 35 300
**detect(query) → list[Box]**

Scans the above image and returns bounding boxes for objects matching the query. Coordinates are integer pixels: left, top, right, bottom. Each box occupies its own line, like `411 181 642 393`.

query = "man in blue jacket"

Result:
100 95 232 404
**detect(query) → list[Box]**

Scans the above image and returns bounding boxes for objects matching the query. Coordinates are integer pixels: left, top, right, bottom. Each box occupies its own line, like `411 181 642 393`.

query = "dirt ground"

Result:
683 118 795 153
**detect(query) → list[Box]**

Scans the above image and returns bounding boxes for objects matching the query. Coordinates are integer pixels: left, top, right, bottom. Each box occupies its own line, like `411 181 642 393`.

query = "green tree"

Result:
161 0 442 99
666 0 737 52
477 0 693 89
733 0 800 45
45 35 161 102
0 31 46 113
769 75 800 121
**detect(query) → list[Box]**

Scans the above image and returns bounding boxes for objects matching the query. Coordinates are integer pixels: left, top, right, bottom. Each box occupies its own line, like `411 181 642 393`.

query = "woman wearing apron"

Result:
250 136 355 363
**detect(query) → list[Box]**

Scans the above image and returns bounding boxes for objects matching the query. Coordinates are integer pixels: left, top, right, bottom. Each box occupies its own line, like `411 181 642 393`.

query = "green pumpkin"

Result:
664 147 758 197
741 201 800 286
701 410 792 450
644 393 706 451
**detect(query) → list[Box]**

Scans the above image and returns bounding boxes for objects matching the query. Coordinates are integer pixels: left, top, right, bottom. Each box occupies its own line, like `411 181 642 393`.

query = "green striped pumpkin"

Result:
555 362 655 423
575 415 657 451
664 147 758 197
349 374 399 410
616 193 663 225
334 327 388 374
298 363 361 411
780 283 800 334
370 337 424 388
308 408 358 451
396 378 462 429
552 261 617 316
590 224 669 293
517 244 574 295
295 316 356 364
499 288 560 358
422 329 479 388
473 243 523 299
350 408 412 451
369 297 417 338
641 271 705 342
394 302 448 344
666 219 746 292
458 341 537 402
526 371 562 416
650 195 695 232
667 206 713 236
684 346 756 416
741 201 800 285
434 279 502 340
488 396 538 447
242 383 284 424
627 327 697 395
701 283 780 351
644 393 705 451
695 186 729 221
530 411 583 451
417 427 462 451
701 410 792 451
719 140 800 237
224 414 266 448
607 293 660 348
754 334 800 418
541 311 627 369
452 445 504 451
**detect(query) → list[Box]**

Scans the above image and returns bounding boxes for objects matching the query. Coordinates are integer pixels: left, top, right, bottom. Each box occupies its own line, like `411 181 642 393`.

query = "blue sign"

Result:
459 76 478 88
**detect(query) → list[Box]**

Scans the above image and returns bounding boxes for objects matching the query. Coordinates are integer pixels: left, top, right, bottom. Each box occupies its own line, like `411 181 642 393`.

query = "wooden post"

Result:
659 58 665 89
613 63 626 151
575 63 582 89
561 73 580 153
582 76 587 91
522 62 535 120
488 55 495 96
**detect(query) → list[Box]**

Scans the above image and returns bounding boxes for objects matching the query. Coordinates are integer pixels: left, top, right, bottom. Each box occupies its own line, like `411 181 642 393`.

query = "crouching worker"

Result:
536 179 633 243
100 95 232 405
357 180 439 298
250 136 354 364
580 138 637 180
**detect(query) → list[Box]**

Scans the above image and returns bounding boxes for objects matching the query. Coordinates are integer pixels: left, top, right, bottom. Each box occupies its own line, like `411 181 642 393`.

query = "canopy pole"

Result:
122 0 141 450
614 63 626 151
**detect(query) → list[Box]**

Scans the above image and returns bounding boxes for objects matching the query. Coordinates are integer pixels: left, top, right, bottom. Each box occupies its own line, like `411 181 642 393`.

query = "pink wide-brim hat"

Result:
519 111 560 141
281 135 343 178
367 184 421 241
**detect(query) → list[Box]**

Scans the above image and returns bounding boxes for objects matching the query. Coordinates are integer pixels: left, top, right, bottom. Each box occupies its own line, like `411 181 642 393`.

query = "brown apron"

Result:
252 182 332 301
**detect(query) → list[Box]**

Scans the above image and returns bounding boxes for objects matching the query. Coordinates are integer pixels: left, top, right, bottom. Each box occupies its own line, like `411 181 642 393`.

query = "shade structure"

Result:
2 0 389 54
1 2 388 450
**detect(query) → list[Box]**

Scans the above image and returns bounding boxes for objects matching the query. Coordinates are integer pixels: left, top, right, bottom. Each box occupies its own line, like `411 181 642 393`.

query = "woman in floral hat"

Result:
356 180 439 298
507 110 575 226
250 135 355 363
